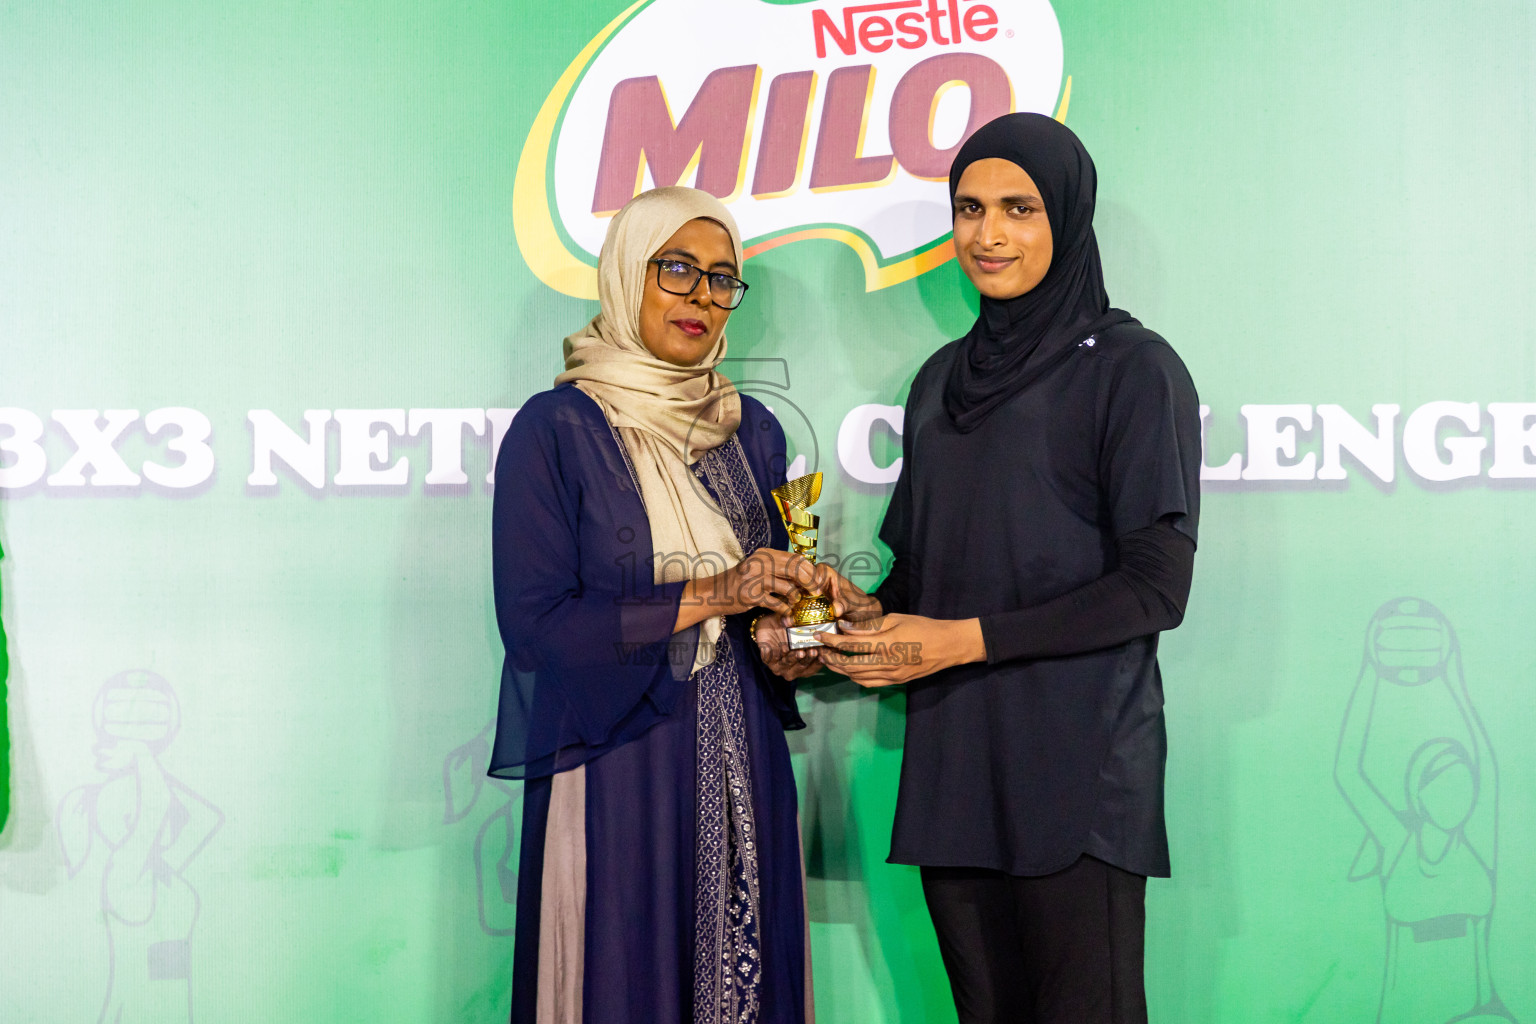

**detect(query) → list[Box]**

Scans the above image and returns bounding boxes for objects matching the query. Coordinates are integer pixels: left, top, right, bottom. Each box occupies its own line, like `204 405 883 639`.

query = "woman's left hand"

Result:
817 613 985 687
752 614 824 682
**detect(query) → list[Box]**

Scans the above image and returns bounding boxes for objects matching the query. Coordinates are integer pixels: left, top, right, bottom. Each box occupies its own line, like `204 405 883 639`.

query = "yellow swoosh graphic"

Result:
1054 74 1072 122
513 0 650 301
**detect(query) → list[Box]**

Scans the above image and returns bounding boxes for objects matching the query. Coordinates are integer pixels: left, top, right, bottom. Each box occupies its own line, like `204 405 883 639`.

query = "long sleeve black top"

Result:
868 319 1202 878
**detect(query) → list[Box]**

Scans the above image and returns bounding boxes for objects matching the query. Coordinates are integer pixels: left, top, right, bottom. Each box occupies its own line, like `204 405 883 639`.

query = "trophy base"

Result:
787 620 839 650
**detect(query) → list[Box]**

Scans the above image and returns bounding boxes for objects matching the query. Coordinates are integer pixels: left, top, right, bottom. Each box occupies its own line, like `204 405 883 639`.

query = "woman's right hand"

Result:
676 549 822 631
720 548 822 618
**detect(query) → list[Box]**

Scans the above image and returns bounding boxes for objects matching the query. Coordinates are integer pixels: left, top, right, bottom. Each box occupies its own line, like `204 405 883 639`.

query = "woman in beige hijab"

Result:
489 187 819 1024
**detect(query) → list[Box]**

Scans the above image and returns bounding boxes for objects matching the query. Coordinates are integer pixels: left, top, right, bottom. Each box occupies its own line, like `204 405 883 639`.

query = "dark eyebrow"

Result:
952 193 1042 207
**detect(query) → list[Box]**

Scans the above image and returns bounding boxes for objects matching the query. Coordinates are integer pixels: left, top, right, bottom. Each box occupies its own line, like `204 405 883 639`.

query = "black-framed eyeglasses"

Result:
648 258 749 310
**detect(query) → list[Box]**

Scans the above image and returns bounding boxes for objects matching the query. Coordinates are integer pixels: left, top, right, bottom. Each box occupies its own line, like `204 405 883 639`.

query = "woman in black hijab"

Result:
820 113 1202 1024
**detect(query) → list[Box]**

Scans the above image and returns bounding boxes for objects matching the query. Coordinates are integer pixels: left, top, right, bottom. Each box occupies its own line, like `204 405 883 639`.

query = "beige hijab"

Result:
556 186 746 671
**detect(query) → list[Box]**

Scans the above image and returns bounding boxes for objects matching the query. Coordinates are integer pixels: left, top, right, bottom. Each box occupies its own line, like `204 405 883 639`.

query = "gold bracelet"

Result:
749 613 766 646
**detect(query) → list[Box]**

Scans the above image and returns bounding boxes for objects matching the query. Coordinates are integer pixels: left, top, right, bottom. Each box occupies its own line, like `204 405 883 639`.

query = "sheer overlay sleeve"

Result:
489 389 689 779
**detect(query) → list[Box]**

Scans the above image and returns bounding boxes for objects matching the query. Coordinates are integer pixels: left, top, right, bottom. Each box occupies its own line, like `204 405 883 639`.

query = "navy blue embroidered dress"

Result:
489 383 809 1024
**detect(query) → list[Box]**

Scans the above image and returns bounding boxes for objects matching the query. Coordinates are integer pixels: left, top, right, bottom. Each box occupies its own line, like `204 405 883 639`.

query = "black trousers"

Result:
920 856 1148 1024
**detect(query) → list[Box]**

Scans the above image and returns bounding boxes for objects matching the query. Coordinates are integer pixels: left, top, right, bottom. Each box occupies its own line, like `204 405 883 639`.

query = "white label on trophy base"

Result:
787 621 839 650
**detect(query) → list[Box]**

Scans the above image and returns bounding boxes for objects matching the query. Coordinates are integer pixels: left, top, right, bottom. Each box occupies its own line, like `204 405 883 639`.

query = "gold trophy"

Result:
771 472 839 649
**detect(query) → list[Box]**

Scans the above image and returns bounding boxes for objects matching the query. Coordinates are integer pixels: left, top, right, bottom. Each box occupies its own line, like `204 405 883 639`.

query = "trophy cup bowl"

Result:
771 473 839 650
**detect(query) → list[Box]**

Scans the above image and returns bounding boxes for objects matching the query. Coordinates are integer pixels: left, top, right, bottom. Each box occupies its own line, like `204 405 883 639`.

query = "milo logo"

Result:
514 0 1066 298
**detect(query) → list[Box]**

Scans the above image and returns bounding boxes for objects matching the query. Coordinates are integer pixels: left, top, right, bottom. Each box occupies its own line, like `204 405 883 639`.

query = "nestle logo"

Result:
812 0 1000 59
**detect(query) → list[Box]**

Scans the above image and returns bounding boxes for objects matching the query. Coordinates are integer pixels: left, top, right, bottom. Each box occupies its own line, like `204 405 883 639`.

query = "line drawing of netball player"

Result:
56 670 223 1024
1335 599 1516 1024
443 718 519 936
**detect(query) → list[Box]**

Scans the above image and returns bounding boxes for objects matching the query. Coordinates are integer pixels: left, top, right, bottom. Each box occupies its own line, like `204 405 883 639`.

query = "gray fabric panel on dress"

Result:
798 815 814 1024
537 765 587 1024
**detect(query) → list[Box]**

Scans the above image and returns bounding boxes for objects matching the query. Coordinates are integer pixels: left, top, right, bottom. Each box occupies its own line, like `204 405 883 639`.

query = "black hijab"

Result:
943 113 1132 432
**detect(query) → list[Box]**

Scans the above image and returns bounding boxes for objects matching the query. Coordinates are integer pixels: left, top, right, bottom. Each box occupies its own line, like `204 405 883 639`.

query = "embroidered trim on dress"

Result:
691 434 773 1024
696 436 772 554
692 630 763 1024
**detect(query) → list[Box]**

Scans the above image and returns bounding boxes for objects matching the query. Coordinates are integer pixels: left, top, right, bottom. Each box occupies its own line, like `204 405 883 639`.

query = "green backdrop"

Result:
2 1 1533 1022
